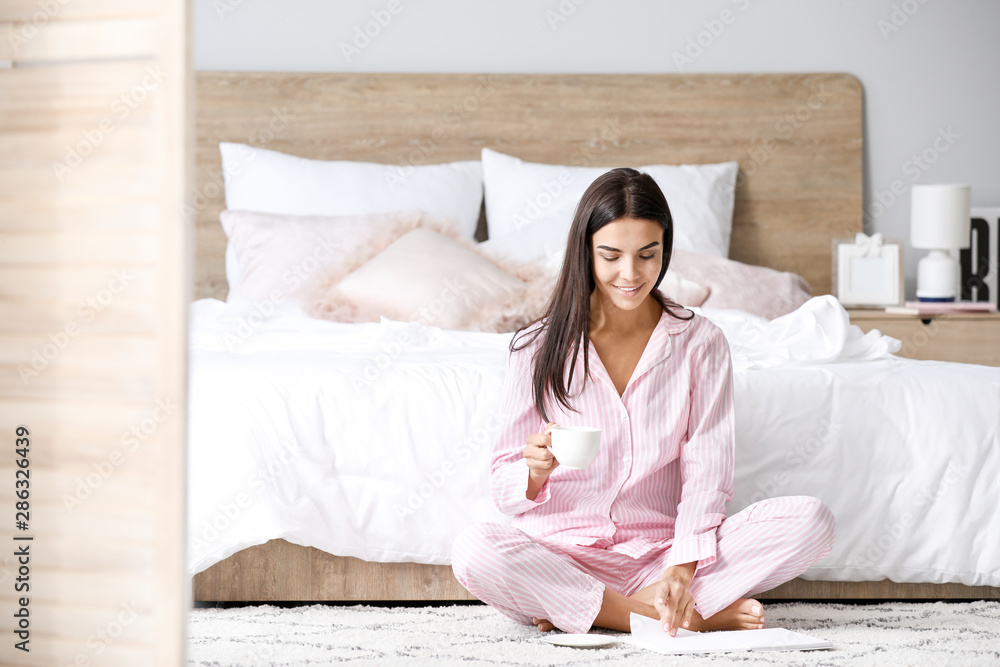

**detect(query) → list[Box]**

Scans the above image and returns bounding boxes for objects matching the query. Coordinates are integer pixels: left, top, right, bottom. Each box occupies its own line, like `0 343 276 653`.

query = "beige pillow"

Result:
306 223 713 331
322 228 529 331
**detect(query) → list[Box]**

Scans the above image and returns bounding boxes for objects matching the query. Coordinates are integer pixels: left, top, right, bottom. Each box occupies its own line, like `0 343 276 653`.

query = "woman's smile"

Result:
613 283 645 297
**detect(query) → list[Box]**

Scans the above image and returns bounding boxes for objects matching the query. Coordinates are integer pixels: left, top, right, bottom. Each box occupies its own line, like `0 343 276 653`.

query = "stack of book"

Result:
885 301 998 315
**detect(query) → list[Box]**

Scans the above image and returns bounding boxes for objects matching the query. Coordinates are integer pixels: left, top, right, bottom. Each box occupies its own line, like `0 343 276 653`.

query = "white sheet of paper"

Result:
627 613 834 654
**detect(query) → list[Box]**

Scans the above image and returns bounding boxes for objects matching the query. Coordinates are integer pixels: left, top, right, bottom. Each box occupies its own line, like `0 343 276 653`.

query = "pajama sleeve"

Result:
665 323 735 571
489 339 552 516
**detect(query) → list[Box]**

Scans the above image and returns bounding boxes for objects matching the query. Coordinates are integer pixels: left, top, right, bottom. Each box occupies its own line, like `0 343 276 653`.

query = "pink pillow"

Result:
309 227 556 332
220 208 438 310
668 249 812 319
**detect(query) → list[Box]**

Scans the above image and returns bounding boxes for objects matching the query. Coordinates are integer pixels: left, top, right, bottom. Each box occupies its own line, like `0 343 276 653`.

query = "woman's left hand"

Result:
653 563 696 636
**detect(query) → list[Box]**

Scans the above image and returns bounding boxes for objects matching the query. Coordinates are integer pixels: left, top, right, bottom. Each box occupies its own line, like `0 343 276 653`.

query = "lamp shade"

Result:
911 184 971 249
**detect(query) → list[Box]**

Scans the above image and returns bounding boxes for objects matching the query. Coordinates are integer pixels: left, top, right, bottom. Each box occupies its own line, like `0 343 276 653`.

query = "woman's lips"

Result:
614 284 643 296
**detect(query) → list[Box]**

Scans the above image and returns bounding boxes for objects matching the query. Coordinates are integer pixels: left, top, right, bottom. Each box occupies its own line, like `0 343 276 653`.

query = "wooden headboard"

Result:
194 72 863 300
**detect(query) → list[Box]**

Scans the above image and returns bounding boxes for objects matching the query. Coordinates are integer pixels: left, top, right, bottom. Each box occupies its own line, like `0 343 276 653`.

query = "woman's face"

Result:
590 217 664 312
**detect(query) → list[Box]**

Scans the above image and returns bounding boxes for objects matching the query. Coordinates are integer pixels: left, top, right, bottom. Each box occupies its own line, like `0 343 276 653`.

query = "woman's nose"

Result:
621 260 640 280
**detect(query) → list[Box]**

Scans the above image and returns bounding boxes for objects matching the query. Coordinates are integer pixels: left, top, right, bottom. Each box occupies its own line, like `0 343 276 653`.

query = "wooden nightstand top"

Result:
846 308 1000 366
847 309 1000 321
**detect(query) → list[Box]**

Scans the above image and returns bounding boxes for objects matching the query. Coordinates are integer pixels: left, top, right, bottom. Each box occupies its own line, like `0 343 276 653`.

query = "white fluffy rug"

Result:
188 601 1000 666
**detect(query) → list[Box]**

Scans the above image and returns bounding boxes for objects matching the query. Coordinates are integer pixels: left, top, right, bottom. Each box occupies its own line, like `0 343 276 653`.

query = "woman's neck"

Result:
589 292 662 337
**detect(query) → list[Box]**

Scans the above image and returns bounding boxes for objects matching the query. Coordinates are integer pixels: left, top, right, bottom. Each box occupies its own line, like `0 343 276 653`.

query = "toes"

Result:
736 613 765 628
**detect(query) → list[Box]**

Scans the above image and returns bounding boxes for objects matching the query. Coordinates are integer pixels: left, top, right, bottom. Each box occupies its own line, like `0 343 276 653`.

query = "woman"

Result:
451 168 835 636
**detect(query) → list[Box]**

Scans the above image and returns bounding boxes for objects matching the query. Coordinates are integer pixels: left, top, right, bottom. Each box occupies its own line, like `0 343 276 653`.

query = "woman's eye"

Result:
601 254 655 261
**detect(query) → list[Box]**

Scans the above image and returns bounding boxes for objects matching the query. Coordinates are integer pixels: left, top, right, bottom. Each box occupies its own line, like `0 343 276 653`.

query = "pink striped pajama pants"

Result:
451 495 835 635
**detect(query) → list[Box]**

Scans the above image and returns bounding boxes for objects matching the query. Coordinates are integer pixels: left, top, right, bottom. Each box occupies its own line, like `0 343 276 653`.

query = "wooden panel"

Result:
0 569 156 608
0 363 156 403
0 18 157 63
192 539 999 602
849 311 1000 366
0 398 177 464
151 0 191 661
0 605 155 667
0 267 157 300
0 473 158 515
0 232 158 264
0 124 161 173
0 600 154 647
2 501 156 543
0 0 189 662
0 162 161 199
0 60 163 131
1 639 152 667
0 0 159 21
0 199 160 232
0 333 157 368
193 71 863 300
0 536 156 570
0 22 10 67
0 298 158 334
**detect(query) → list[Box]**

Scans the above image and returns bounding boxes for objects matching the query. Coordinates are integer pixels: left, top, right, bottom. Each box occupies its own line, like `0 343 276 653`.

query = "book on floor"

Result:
626 612 834 654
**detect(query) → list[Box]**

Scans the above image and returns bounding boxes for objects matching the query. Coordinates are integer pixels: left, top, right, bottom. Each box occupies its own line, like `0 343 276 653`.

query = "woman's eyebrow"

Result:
596 241 661 252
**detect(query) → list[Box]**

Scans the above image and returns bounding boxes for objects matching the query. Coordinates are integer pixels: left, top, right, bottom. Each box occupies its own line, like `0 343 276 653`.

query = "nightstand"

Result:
847 310 1000 367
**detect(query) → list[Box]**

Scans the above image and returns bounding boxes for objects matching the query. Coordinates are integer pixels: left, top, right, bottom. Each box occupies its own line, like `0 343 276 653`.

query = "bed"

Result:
188 71 1000 603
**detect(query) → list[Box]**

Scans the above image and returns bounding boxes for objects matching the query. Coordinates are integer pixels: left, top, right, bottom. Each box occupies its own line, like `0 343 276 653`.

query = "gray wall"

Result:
195 0 1000 299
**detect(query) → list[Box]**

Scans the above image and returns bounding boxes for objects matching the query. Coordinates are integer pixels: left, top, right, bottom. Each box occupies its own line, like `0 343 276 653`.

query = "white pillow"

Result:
481 147 737 262
477 222 569 269
219 143 484 288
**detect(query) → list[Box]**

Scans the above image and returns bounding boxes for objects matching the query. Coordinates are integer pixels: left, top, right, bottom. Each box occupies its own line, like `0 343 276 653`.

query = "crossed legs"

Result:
452 496 835 635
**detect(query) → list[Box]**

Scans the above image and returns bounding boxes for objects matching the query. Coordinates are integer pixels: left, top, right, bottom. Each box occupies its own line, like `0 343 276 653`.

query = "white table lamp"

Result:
911 184 971 301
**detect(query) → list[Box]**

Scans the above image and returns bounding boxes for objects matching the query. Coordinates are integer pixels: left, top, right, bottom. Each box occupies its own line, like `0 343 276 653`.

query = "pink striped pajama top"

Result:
490 307 734 573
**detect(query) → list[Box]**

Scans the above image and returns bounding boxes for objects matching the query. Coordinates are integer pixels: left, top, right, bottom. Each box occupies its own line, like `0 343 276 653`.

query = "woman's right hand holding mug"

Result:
524 422 560 481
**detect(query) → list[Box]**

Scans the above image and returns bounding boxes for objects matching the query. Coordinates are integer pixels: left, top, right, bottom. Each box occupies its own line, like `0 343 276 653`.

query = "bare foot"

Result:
689 598 764 632
532 617 556 632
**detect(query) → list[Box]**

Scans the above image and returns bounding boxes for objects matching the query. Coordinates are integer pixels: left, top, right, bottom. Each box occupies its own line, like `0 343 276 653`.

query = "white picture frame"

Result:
832 236 904 308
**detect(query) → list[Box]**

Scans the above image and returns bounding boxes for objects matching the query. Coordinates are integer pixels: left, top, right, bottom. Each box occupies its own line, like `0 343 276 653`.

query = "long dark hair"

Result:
511 167 693 422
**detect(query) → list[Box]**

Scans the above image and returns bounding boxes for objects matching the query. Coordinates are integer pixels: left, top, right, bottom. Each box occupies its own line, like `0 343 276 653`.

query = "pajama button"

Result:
623 456 630 463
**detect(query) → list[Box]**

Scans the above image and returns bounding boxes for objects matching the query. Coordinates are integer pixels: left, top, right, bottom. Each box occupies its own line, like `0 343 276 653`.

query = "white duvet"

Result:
187 296 1000 588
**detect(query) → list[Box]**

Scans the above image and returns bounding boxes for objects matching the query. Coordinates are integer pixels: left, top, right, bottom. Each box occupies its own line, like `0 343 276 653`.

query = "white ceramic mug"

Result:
545 425 601 470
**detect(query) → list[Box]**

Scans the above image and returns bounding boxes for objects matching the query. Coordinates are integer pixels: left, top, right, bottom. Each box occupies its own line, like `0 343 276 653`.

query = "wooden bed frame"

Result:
190 71 999 602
